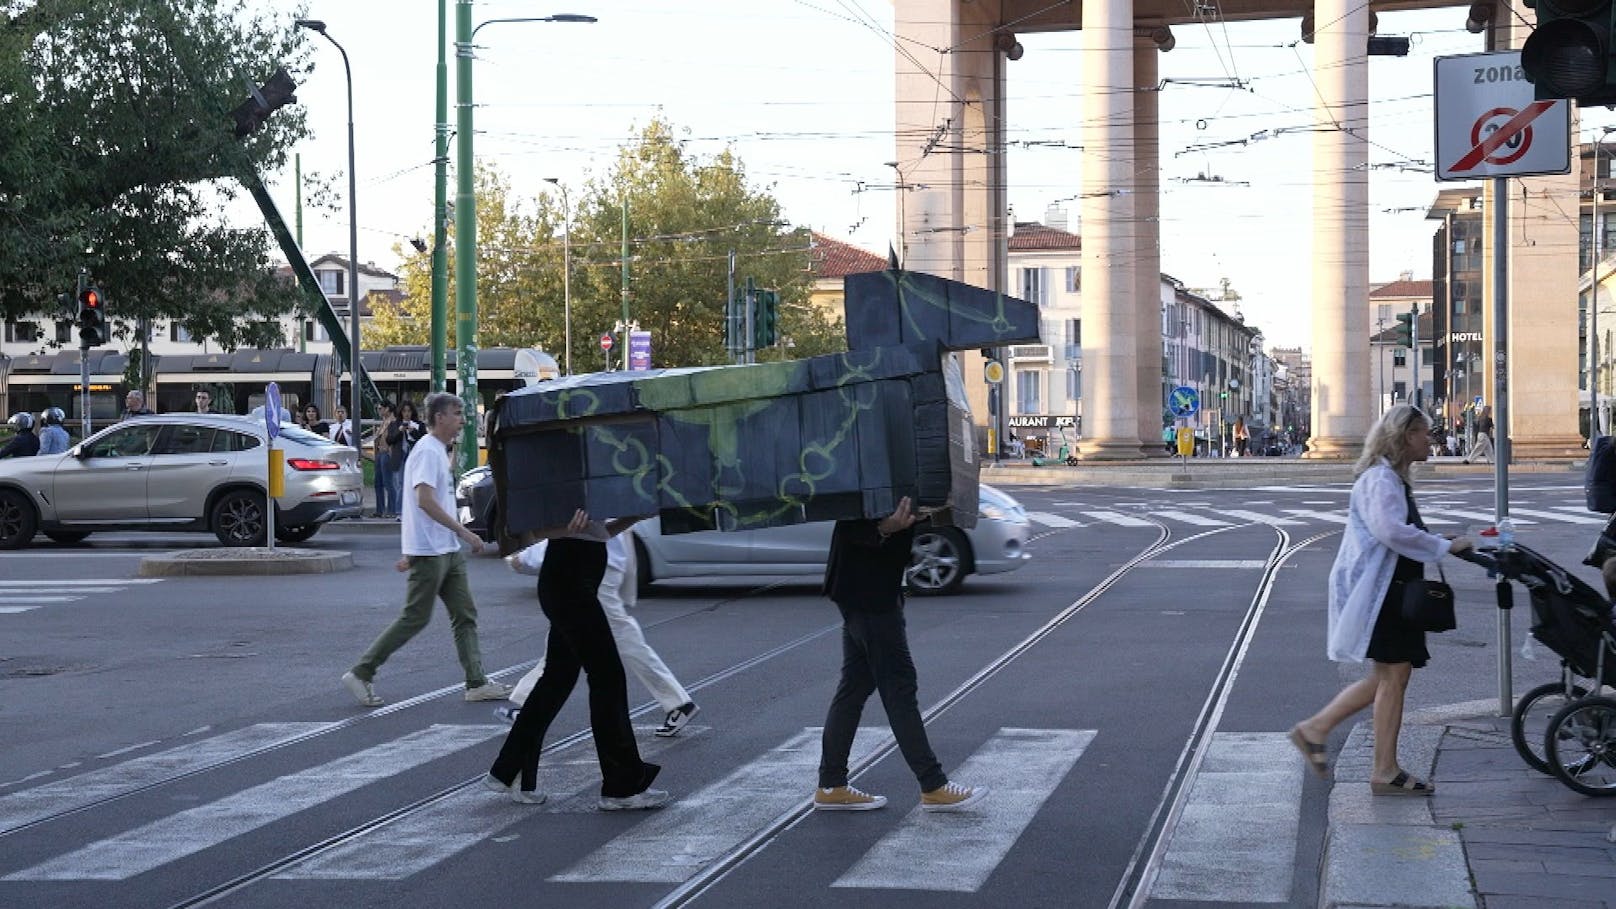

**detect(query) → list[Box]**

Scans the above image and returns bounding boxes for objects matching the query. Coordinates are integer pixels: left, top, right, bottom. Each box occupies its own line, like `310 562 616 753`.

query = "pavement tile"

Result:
1471 868 1616 901
1480 896 1606 909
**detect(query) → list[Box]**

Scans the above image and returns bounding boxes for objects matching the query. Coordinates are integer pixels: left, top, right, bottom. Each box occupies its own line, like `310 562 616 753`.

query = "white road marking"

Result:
6 724 501 880
833 728 1096 892
1144 560 1268 569
277 726 703 880
1504 508 1605 525
1081 510 1156 528
551 726 891 884
0 723 331 834
1149 510 1232 527
1214 509 1304 526
0 579 162 586
1425 508 1535 525
0 596 79 605
1026 511 1081 528
1283 509 1348 524
1147 732 1304 903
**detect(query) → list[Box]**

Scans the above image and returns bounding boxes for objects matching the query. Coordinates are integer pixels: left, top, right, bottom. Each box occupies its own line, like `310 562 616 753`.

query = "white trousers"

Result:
1469 432 1495 463
511 532 691 713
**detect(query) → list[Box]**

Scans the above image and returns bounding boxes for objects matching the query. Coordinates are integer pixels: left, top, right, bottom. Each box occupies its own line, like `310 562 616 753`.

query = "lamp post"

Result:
455 9 596 471
543 177 572 375
296 19 362 466
431 0 449 392
1591 126 1616 441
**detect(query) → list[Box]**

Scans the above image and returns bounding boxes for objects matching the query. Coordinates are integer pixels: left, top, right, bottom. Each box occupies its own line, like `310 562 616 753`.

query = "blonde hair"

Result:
1353 404 1429 482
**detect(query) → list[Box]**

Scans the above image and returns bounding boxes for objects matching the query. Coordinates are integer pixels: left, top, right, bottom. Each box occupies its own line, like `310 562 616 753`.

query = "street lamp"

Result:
454 8 596 471
543 177 572 375
296 19 362 465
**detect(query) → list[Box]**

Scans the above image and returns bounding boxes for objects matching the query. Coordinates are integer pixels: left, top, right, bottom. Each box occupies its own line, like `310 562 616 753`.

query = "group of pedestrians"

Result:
370 400 423 520
339 389 986 816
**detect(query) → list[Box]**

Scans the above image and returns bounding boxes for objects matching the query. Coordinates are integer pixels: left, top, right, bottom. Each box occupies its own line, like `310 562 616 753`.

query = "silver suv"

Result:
0 414 363 548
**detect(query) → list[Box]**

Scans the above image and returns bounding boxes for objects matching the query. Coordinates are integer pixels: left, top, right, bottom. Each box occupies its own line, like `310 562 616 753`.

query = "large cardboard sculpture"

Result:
489 267 1039 536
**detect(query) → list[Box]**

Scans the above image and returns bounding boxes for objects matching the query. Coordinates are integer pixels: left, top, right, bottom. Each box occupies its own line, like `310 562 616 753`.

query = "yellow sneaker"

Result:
921 782 988 812
813 785 887 811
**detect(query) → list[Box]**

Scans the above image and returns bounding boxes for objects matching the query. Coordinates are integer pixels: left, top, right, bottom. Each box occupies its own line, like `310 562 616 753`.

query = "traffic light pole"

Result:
76 269 90 440
1411 306 1421 410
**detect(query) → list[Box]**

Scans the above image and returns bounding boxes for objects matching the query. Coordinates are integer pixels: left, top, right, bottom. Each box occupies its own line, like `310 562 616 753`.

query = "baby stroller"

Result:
1458 543 1616 796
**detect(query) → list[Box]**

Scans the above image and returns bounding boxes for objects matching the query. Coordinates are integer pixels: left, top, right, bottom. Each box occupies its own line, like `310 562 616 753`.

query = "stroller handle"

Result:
1450 545 1500 571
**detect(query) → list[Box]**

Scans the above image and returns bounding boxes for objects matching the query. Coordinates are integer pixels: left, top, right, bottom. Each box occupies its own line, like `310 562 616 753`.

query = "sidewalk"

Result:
1320 699 1616 909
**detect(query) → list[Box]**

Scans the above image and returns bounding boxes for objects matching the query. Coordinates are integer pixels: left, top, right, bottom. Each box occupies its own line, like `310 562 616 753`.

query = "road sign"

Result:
1435 51 1570 181
984 360 1005 385
628 330 652 371
599 333 614 352
1168 385 1200 419
264 382 281 440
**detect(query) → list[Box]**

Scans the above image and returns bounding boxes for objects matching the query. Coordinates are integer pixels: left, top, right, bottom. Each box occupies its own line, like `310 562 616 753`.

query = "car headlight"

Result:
980 502 1011 521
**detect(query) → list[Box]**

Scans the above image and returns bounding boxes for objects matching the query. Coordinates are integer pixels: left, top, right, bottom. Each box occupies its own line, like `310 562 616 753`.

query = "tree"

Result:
0 0 313 349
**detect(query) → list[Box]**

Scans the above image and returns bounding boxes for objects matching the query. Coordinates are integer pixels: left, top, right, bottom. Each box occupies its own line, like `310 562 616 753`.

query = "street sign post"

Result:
1434 52 1570 182
263 382 281 551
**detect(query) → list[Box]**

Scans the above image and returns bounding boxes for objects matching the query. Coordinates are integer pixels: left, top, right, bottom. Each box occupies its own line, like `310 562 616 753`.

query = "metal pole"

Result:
1595 137 1603 442
1493 174 1513 717
430 0 449 392
727 250 737 365
1376 318 1385 413
562 186 571 375
743 276 756 366
77 269 90 439
454 0 478 470
336 39 362 487
620 197 631 362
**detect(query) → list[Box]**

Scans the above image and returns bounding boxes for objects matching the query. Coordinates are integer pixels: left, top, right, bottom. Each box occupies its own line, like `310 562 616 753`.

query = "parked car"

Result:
0 414 363 549
457 466 1031 595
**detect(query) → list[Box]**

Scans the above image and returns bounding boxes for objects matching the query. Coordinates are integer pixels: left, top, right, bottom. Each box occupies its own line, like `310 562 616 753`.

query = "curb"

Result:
137 547 354 577
1318 713 1480 909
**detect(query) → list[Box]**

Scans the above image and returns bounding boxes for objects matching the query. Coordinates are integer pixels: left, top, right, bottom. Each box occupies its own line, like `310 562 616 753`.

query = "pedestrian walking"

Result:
813 497 985 813
36 407 69 455
1289 404 1473 796
484 510 669 810
341 392 511 708
1466 406 1495 463
499 529 700 736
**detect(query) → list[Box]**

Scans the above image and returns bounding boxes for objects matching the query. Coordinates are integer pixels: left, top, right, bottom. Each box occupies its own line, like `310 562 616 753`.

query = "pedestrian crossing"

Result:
0 578 163 614
1020 499 1610 532
0 720 1307 901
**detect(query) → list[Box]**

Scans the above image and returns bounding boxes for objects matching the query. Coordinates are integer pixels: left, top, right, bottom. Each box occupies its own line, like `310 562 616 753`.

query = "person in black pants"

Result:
485 510 669 810
813 496 986 813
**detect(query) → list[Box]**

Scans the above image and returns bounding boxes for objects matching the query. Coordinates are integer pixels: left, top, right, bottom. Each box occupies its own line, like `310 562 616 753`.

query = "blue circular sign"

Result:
1169 385 1200 419
265 382 282 440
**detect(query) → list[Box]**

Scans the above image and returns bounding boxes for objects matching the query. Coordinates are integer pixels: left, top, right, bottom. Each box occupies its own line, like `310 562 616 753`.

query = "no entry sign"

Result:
600 333 614 352
1435 51 1569 182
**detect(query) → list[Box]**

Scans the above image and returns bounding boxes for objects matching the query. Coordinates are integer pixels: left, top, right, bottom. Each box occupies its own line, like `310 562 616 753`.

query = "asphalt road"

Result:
0 475 1592 909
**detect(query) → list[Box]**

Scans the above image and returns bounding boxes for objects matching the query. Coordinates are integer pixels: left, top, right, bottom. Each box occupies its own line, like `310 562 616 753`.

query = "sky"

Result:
253 0 1616 351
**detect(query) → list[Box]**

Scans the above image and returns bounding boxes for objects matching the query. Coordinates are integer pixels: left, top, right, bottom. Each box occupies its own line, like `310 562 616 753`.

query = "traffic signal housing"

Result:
77 287 106 348
753 289 779 348
1521 0 1616 105
230 67 298 138
1394 311 1414 348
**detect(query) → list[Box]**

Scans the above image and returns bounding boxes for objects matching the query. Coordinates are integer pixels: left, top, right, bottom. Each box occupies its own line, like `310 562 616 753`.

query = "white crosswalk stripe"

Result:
1081 510 1156 527
277 725 703 880
1424 508 1534 525
0 578 163 613
551 727 892 884
1025 511 1081 528
1504 508 1605 525
5 725 503 881
1283 509 1348 524
1215 509 1305 526
1147 732 1304 902
833 728 1096 893
0 723 331 834
1149 510 1232 527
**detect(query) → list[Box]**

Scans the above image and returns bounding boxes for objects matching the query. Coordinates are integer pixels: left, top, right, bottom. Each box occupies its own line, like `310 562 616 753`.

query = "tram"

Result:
356 347 559 414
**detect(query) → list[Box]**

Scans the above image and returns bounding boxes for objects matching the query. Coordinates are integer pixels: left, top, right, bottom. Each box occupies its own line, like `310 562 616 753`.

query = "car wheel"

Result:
0 490 38 550
274 524 321 544
212 490 267 547
43 531 91 544
907 527 968 596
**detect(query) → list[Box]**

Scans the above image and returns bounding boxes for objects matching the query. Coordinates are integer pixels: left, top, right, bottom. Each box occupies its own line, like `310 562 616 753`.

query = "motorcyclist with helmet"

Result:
37 407 69 455
1 412 40 458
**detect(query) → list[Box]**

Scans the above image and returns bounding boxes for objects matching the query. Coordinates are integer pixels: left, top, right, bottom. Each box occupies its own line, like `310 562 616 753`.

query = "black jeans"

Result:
818 605 946 792
489 538 658 798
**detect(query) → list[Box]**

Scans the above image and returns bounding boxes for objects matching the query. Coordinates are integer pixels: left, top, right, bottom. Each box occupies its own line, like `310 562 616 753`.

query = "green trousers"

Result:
352 550 487 687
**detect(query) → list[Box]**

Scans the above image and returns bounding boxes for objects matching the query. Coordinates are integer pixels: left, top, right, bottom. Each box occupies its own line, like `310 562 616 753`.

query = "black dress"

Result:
1366 481 1431 668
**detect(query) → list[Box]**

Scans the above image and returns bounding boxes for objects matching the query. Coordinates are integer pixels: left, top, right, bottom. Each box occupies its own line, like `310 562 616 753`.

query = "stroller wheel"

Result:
1545 696 1616 797
1512 681 1592 775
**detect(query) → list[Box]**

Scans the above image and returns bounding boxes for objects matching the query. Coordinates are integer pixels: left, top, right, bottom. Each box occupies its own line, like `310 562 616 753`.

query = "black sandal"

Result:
1289 725 1329 779
1370 770 1434 796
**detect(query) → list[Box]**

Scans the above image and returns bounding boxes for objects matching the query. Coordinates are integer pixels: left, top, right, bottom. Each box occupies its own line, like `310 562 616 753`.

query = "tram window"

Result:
211 430 262 453
156 425 217 455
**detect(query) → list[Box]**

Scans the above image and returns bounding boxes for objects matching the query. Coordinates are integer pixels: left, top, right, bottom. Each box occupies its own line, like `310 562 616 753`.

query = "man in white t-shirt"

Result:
342 392 511 707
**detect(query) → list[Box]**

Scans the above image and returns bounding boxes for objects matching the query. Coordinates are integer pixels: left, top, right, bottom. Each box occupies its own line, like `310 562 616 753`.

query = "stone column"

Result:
1134 31 1166 456
1077 0 1139 459
1303 0 1371 459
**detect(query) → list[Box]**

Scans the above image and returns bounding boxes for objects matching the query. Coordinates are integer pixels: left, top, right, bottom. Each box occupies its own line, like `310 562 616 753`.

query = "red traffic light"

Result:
79 289 101 310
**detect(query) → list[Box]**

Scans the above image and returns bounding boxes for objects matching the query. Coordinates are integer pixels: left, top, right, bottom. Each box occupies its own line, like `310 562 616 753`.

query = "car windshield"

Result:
276 425 339 447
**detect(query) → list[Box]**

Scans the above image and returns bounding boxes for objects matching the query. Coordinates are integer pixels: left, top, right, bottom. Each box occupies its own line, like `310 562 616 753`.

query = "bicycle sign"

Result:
1168 385 1200 419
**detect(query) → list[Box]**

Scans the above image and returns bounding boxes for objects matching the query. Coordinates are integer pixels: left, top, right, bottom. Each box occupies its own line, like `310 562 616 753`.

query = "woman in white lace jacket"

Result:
1290 404 1473 796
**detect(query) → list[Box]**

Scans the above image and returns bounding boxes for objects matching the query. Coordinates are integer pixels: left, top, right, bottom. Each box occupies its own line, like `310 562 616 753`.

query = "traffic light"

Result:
753 289 779 348
1394 311 1414 348
1521 0 1616 105
230 67 298 138
77 287 106 348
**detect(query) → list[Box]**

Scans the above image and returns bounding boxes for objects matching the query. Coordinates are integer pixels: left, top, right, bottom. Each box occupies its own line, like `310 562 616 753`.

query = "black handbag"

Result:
1400 565 1456 632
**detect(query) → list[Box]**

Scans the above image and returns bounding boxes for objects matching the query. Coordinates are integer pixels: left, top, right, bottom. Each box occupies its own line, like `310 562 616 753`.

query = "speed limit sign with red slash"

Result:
1435 51 1569 182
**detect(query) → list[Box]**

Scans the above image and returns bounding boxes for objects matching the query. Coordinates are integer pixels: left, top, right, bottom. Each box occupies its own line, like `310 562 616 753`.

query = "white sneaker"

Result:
482 772 545 805
655 702 699 737
464 681 512 702
493 705 520 724
599 788 672 811
341 671 382 707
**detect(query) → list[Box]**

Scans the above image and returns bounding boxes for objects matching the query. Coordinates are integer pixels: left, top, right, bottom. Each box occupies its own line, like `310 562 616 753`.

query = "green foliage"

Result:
0 0 313 350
